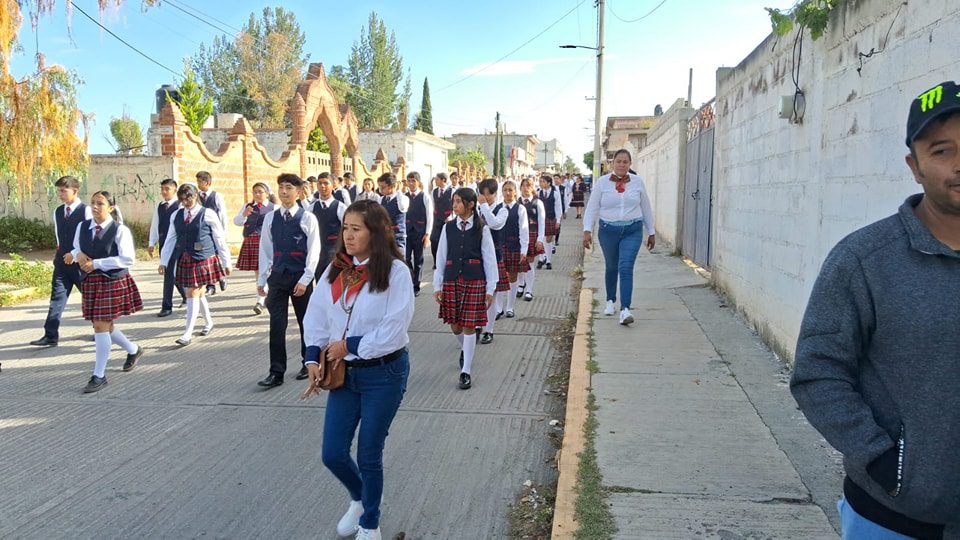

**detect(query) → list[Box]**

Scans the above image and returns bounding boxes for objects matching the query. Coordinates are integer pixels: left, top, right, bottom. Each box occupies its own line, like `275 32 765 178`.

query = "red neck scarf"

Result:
611 173 630 193
330 253 368 303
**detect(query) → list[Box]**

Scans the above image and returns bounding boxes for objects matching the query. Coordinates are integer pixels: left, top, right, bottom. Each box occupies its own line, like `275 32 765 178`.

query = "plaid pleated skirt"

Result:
527 228 545 257
235 233 260 271
503 249 530 274
81 273 143 321
439 277 488 327
495 258 510 292
544 218 559 238
176 253 226 289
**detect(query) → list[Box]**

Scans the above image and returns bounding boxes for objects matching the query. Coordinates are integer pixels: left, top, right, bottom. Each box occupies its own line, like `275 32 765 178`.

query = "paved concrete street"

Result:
582 246 844 538
0 230 579 538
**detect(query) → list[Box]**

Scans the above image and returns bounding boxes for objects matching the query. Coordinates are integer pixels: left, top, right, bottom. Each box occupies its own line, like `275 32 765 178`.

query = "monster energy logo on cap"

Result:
905 80 960 146
917 85 943 112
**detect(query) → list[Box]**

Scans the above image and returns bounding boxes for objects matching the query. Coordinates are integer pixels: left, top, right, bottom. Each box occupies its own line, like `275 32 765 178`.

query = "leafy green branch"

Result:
766 0 842 40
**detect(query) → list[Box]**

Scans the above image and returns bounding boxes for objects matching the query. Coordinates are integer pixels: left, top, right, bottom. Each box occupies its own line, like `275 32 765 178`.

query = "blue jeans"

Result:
322 352 409 530
42 262 84 340
597 220 643 309
838 498 914 539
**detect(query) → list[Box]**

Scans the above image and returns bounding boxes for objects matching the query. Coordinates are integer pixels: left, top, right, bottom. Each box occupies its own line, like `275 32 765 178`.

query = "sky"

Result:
11 0 788 168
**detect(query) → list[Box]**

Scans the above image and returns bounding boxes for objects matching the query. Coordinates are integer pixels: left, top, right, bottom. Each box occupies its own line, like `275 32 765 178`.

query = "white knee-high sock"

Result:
110 329 137 354
507 282 518 311
462 331 477 374
545 242 554 262
484 303 497 333
455 333 464 347
256 294 265 306
182 298 198 339
495 291 505 313
93 332 111 377
199 296 213 329
525 268 536 295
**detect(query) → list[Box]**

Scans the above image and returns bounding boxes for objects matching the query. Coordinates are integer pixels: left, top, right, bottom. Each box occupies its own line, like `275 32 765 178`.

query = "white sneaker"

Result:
356 527 381 540
619 308 634 325
336 500 363 536
603 300 616 316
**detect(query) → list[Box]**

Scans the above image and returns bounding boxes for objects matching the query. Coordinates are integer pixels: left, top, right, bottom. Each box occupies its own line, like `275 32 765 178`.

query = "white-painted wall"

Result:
634 98 694 250
711 0 960 361
359 130 452 183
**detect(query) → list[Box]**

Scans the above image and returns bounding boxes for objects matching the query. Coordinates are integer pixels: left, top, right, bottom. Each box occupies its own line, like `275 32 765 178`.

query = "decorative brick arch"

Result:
291 63 361 177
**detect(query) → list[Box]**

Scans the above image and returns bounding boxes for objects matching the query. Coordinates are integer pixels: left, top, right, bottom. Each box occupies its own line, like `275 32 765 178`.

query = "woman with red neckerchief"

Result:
582 148 656 326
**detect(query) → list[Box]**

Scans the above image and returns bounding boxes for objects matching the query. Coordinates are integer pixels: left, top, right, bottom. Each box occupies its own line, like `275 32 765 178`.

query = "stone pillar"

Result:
158 101 186 159
289 93 308 179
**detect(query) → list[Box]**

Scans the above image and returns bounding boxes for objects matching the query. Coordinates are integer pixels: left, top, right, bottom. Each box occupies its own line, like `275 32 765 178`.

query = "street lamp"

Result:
559 0 604 179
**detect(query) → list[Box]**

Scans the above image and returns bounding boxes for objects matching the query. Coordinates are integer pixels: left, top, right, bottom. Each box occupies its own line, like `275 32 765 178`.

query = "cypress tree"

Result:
416 77 434 134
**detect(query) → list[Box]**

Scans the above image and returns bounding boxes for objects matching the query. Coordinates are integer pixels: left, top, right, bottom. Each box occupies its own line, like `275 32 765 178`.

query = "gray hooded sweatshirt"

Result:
792 194 960 531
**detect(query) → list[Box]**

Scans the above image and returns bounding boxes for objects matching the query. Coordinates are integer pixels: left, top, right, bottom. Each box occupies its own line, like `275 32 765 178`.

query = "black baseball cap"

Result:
906 81 960 147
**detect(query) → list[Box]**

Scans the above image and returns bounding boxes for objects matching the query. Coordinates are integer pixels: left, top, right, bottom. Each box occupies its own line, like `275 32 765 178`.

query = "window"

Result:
406 141 415 163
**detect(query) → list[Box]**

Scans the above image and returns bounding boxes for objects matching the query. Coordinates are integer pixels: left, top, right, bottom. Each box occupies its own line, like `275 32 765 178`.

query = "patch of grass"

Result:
0 253 52 306
507 483 556 539
0 217 56 253
573 393 617 539
571 265 584 281
126 220 150 248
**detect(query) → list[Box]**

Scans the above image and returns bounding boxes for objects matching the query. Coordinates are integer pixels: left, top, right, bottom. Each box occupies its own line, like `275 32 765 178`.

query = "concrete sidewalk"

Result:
581 247 843 538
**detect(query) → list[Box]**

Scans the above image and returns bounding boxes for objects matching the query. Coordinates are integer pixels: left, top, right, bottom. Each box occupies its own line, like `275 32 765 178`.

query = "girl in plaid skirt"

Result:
537 175 563 270
65 191 144 393
159 183 232 346
496 180 530 318
433 188 499 390
517 178 546 302
233 182 276 315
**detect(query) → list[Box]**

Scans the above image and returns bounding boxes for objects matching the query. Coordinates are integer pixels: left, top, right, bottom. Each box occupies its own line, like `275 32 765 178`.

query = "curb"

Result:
0 286 38 306
551 287 593 539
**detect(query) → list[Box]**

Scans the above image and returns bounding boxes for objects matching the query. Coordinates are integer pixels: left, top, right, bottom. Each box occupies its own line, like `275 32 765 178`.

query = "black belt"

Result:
345 348 406 368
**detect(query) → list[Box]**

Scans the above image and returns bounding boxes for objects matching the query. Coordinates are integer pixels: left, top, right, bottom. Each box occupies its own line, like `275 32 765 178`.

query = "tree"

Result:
583 150 594 172
562 156 578 175
109 114 144 154
492 112 501 176
170 71 213 136
394 72 412 131
191 7 308 128
344 12 405 129
449 145 487 174
413 77 433 134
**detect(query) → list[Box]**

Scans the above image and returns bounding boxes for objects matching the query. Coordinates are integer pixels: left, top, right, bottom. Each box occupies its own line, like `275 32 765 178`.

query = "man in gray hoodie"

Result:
792 81 960 539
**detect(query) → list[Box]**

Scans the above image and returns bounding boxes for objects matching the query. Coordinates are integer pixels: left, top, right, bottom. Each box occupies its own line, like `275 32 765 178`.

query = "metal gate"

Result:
682 100 715 268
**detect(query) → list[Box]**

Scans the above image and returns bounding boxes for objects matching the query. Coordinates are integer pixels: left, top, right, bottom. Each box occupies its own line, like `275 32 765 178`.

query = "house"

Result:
358 129 455 182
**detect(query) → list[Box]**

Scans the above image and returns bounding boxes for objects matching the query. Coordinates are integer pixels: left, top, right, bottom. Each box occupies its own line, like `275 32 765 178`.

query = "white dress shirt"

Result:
335 187 353 206
380 192 410 213
257 205 322 288
149 198 177 247
582 172 656 237
408 189 435 233
303 258 414 362
432 215 500 297
520 197 547 244
478 201 508 231
159 207 232 270
356 191 381 203
509 202 530 254
233 202 276 227
53 199 92 247
539 186 564 221
70 217 135 271
198 189 228 227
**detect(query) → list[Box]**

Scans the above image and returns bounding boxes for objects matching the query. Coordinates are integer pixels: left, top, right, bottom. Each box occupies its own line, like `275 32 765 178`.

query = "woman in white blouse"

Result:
582 149 656 326
302 199 414 540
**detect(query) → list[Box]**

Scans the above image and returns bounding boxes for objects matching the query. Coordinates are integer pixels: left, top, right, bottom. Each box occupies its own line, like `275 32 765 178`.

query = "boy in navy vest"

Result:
257 173 322 388
31 176 93 346
343 171 359 202
404 171 434 296
310 173 346 279
378 172 410 253
196 170 228 294
148 178 186 317
430 172 454 269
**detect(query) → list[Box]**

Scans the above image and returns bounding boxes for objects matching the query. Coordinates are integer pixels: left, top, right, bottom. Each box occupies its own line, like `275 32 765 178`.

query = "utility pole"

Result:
592 0 605 179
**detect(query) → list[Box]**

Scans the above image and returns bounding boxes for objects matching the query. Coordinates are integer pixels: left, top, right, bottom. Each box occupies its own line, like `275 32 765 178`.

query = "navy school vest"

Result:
382 195 406 247
500 203 523 252
55 202 87 263
432 187 453 229
200 190 221 215
242 203 268 237
347 184 358 202
271 207 309 275
540 187 557 220
311 199 342 252
157 200 180 250
522 198 540 228
406 192 428 236
174 208 216 261
77 219 128 279
558 184 567 212
332 189 346 203
442 219 486 282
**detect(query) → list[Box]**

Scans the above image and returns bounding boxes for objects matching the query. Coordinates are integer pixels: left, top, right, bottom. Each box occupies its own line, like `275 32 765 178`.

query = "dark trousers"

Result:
429 225 443 269
316 249 336 283
266 271 313 376
42 262 84 340
161 246 186 311
405 229 425 292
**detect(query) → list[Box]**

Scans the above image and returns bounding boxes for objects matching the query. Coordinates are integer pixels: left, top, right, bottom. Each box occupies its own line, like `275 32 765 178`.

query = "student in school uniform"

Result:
332 175 353 205
404 171 433 296
494 180 529 319
148 178 186 317
30 176 93 347
311 173 347 280
570 175 587 218
196 171 229 295
302 199 413 540
536 175 563 270
553 175 569 251
257 173 322 387
433 188 498 390
517 177 546 302
377 172 409 254
430 173 454 270
343 172 360 202
159 183 232 346
355 177 380 203
476 178 511 344
234 182 277 315
69 191 144 393
305 176 318 205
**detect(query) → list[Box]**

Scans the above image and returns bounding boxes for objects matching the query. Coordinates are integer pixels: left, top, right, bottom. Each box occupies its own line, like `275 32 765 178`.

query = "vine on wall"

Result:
766 0 843 40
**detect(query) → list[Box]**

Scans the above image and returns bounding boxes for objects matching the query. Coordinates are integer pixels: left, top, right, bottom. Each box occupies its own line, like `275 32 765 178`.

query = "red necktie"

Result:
94 224 102 239
321 202 327 209
184 211 192 224
65 206 72 218
460 220 467 231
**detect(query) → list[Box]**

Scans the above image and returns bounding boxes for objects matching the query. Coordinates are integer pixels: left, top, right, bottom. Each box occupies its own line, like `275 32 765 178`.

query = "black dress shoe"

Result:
219 280 227 291
545 262 553 270
295 366 309 380
178 299 186 308
253 304 263 315
83 375 107 393
175 337 191 347
257 374 284 387
29 336 58 347
552 246 557 254
122 346 143 372
495 311 504 321
459 351 464 369
536 260 545 269
206 285 217 296
505 310 515 318
516 285 525 298
414 289 421 297
480 332 493 345
475 327 481 343
458 372 472 390
157 309 173 318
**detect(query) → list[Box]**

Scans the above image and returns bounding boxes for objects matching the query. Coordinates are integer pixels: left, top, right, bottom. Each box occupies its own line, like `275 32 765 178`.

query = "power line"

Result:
160 0 238 38
436 0 588 93
608 0 669 23
165 0 244 34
